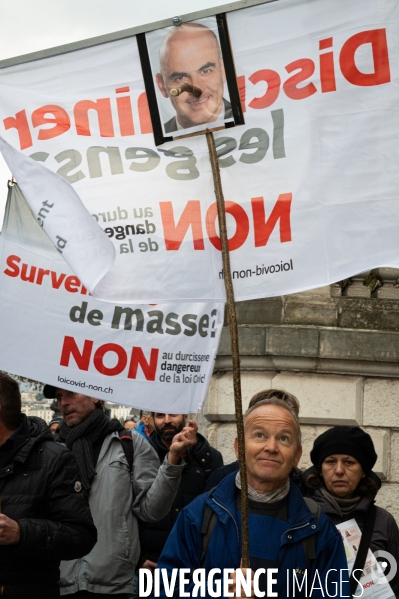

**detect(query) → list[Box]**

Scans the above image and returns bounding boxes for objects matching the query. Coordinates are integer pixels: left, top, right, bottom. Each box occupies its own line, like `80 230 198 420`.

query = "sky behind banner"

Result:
0 0 398 303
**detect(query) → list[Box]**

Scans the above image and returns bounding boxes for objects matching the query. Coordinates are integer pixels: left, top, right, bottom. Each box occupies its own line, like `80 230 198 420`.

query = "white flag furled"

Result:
0 137 115 295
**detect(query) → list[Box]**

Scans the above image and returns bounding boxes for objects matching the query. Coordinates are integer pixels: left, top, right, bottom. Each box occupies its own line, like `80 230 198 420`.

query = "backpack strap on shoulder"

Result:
118 429 134 472
200 503 218 567
304 496 321 522
350 504 377 597
302 498 321 572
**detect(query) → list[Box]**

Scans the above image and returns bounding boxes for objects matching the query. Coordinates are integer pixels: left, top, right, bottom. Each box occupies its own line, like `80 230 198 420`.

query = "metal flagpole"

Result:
206 130 250 568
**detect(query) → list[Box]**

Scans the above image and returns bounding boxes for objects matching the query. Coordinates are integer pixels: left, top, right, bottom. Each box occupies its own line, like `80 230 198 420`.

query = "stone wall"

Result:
199 285 399 522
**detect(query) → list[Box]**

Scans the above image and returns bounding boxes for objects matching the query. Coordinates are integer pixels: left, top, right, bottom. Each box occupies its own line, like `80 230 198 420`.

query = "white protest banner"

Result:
0 184 223 411
0 0 398 303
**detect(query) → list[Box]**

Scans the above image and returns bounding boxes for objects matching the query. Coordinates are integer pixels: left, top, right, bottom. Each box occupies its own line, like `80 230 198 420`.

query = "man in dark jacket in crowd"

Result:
136 412 223 586
0 372 97 599
155 393 349 598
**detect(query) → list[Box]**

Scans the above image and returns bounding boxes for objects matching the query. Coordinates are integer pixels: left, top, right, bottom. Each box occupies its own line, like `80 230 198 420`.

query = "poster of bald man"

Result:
138 15 244 145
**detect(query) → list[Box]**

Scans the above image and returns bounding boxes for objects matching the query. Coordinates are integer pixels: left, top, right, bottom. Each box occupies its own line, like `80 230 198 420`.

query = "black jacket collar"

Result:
0 414 53 471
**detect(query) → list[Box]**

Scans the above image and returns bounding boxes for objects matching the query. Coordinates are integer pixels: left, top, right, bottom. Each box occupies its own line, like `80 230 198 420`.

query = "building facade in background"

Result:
200 271 399 522
21 392 137 424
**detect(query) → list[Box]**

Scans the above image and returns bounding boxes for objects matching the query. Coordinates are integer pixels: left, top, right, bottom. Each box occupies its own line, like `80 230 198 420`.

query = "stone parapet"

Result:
230 285 399 331
218 324 399 367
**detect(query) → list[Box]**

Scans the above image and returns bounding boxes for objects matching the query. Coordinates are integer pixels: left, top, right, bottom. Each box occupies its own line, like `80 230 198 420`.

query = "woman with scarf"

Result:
304 426 399 598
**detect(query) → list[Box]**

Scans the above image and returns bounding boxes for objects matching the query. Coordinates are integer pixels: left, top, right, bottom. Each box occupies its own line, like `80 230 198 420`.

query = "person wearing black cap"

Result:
42 383 197 598
304 426 399 598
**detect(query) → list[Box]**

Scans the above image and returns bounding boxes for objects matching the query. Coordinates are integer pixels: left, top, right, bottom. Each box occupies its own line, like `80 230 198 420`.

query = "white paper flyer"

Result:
336 519 395 599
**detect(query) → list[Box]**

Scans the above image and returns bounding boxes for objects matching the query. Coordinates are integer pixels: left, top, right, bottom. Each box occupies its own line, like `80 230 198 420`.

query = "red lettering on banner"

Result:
248 70 281 109
21 263 36 282
319 38 337 93
4 254 20 277
138 92 153 134
59 336 159 380
251 194 292 247
128 347 159 381
340 29 390 86
31 105 71 140
283 59 317 100
94 343 128 376
3 254 88 295
116 88 135 136
36 268 50 285
206 201 250 251
1 28 391 149
64 276 81 293
160 194 292 251
3 110 33 150
60 336 93 370
74 98 115 137
51 272 66 289
160 200 204 250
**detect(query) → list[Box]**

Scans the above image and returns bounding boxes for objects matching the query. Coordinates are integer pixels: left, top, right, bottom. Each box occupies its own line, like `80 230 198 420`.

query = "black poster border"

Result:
137 14 244 146
217 13 245 128
136 33 171 146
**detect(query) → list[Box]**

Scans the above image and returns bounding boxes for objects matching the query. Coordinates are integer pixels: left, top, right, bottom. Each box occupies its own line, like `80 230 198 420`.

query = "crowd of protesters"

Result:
0 372 398 598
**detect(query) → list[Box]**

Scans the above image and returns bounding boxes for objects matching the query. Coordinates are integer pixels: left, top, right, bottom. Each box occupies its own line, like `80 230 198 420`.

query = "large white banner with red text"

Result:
0 0 398 303
0 185 223 411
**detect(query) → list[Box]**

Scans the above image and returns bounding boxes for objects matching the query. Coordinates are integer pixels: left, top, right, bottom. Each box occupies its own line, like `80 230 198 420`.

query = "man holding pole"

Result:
154 392 350 598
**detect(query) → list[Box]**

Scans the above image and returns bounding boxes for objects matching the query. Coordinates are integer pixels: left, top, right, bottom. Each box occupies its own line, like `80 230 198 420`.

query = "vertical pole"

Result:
206 131 249 568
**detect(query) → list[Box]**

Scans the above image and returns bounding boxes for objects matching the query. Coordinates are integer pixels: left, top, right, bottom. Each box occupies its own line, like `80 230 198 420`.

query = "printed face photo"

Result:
146 16 233 138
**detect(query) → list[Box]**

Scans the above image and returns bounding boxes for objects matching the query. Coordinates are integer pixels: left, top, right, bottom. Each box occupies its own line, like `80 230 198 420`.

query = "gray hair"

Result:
244 391 302 447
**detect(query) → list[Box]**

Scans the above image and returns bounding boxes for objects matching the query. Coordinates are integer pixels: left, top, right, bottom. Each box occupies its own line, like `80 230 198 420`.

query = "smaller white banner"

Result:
0 184 223 412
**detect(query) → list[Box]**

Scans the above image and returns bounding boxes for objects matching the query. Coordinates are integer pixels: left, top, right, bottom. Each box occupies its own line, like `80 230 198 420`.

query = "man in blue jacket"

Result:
155 392 350 598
